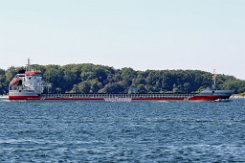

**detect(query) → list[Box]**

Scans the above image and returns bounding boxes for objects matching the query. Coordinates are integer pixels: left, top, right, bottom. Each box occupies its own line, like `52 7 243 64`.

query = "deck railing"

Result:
41 93 195 100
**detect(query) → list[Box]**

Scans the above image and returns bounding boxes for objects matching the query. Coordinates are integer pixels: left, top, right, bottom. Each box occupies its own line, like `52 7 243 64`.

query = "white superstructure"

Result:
8 59 44 100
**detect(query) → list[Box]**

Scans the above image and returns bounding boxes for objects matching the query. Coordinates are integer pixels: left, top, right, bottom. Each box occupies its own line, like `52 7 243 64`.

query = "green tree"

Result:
77 82 91 93
1 63 245 94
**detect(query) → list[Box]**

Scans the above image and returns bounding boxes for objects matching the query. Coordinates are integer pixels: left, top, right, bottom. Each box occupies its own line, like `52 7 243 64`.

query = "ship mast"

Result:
26 58 31 71
212 69 216 90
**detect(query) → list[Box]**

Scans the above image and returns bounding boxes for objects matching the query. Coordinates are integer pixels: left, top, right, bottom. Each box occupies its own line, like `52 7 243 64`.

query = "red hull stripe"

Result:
9 96 41 100
45 98 104 101
188 96 220 101
132 97 185 101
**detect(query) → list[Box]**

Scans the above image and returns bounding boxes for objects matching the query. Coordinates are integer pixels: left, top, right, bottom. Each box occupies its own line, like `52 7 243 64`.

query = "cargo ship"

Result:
8 60 234 101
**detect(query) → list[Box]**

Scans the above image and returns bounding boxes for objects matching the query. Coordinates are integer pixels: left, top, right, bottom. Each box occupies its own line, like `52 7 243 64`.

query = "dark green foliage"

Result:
223 80 245 93
0 64 244 94
0 69 8 94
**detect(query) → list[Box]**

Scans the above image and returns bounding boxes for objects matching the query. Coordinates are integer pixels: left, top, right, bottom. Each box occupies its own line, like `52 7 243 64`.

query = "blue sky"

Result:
0 0 245 79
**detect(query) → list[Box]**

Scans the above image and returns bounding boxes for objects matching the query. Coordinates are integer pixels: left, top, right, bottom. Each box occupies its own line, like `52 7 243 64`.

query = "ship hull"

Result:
132 96 221 101
8 93 233 101
8 90 41 100
7 96 228 101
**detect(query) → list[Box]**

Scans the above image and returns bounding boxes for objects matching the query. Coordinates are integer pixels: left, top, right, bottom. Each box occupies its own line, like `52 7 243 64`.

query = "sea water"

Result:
0 99 245 162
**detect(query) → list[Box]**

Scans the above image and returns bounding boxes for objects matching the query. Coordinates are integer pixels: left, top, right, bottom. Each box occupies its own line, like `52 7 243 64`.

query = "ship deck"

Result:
40 93 197 101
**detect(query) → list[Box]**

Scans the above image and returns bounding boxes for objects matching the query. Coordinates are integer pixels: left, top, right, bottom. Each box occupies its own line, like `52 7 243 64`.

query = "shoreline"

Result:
231 95 245 99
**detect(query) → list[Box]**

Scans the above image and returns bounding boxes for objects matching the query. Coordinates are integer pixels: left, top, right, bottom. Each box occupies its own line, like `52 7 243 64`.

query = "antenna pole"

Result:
212 69 216 90
27 58 31 71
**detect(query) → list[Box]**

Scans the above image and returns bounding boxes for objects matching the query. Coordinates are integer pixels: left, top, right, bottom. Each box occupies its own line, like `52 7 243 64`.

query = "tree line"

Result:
1 64 245 94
